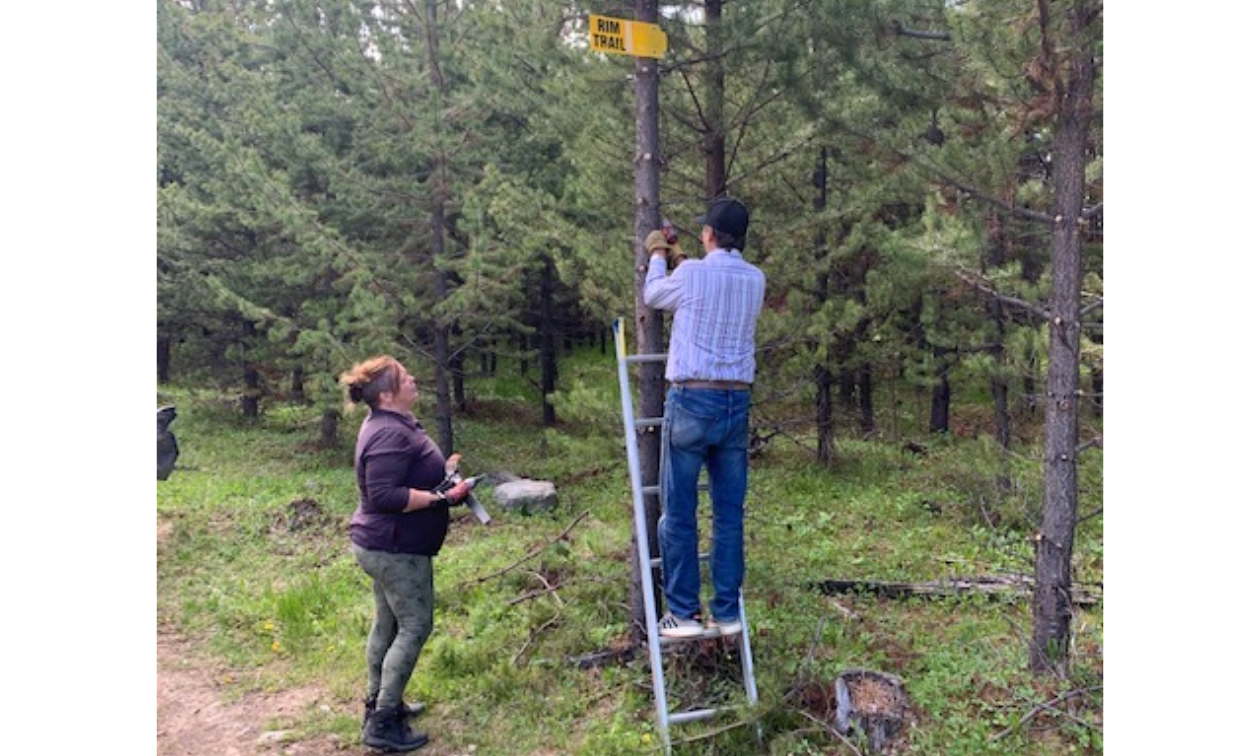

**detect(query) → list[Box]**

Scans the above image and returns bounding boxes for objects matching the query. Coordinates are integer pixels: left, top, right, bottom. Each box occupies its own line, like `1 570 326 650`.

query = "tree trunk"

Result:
929 346 950 435
703 0 727 198
452 322 466 412
241 320 260 418
320 408 338 448
290 366 305 402
984 213 1013 452
838 367 856 413
430 204 454 456
815 365 835 463
157 333 172 384
991 367 1012 448
1022 349 1039 418
1090 362 1103 418
1031 0 1097 676
813 147 835 464
423 0 454 456
540 254 558 427
859 361 875 435
242 366 261 418
990 369 1013 495
480 341 495 377
629 0 666 645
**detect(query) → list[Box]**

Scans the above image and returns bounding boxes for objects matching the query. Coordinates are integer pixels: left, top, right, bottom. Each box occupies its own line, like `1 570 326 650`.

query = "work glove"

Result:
643 230 686 269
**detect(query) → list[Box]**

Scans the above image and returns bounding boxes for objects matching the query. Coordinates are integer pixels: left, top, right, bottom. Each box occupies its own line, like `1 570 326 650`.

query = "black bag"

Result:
157 405 180 481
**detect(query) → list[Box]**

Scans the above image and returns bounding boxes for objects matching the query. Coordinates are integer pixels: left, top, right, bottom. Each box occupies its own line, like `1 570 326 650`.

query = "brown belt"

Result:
674 380 751 391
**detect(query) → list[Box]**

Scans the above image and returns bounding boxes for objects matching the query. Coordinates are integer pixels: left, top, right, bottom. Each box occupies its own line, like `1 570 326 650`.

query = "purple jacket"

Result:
349 409 450 555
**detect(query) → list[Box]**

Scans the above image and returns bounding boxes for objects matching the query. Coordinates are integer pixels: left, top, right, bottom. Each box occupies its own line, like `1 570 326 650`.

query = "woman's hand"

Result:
445 453 462 476
444 480 471 505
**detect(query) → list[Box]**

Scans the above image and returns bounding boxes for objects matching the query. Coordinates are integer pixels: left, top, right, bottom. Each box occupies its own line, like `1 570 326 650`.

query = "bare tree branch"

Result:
462 510 590 588
990 685 1103 741
790 707 865 756
954 268 1052 321
512 612 560 666
1080 297 1103 317
891 20 951 41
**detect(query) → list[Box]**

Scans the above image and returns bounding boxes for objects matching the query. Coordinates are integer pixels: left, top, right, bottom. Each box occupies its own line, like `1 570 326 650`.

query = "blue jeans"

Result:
658 386 751 622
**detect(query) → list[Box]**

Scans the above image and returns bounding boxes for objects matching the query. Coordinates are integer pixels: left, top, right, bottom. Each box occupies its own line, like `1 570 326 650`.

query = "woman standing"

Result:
339 355 471 752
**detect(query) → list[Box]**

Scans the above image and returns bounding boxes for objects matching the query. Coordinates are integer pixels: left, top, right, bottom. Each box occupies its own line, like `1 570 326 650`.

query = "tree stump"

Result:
834 669 912 754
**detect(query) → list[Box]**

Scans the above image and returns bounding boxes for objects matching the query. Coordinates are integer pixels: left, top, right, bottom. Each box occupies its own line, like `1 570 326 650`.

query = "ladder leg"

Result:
737 593 758 706
737 593 762 746
615 320 672 754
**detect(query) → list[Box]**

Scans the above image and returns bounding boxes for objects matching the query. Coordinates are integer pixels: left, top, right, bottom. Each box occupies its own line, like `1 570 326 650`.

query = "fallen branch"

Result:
990 684 1103 741
570 646 639 670
791 707 865 756
811 573 1099 606
507 574 569 607
463 510 590 588
513 612 561 667
669 716 768 750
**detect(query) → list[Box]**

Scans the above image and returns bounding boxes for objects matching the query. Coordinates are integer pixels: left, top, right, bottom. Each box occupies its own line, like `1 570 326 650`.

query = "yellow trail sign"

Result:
589 14 668 60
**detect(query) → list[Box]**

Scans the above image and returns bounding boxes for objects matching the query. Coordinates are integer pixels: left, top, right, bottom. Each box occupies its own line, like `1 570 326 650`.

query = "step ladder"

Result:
613 318 759 755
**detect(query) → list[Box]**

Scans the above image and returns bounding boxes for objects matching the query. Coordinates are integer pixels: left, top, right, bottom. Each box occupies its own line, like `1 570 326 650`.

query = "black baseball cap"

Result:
696 197 749 238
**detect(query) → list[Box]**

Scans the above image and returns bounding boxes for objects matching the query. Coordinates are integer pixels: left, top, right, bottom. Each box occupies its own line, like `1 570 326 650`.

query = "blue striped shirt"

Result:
644 249 766 384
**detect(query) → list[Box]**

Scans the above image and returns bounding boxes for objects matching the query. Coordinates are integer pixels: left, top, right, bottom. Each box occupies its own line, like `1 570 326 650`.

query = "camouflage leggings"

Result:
351 544 435 710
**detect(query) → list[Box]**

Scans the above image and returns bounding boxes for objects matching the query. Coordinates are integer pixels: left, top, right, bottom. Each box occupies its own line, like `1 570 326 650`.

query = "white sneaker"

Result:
707 617 742 637
659 613 705 638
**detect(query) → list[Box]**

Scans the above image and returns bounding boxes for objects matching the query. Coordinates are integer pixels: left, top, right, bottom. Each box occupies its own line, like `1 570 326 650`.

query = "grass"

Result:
156 345 1103 755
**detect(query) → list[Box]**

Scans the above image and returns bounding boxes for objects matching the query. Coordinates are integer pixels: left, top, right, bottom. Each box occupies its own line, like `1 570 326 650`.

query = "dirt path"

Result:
157 516 345 756
156 627 346 756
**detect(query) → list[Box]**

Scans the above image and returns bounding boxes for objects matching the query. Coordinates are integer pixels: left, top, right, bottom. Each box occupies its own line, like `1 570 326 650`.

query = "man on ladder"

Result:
641 197 767 639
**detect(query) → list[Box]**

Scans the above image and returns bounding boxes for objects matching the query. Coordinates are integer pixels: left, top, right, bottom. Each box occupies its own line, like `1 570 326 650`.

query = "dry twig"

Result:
512 612 561 666
989 684 1103 741
792 707 864 756
463 510 590 588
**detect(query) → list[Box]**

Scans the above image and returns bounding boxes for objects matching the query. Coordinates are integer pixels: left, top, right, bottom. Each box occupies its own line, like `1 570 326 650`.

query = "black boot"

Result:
363 695 426 727
362 706 429 753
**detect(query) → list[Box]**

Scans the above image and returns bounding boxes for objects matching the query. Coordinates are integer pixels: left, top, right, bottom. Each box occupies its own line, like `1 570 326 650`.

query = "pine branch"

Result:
829 119 1057 224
